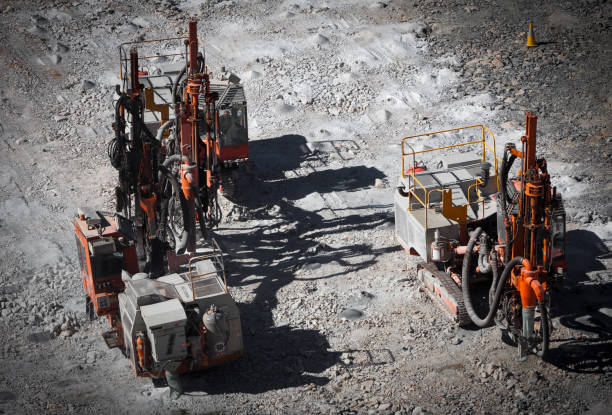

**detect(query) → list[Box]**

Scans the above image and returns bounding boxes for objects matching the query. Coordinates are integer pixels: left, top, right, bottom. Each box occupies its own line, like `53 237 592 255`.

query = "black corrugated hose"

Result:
462 227 524 327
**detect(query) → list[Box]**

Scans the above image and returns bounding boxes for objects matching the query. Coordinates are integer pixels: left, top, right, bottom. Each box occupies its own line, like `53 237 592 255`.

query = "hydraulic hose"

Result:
134 115 160 148
160 155 210 246
488 251 499 306
500 147 516 209
462 227 524 327
197 54 205 74
108 95 131 169
157 154 189 185
156 119 175 143
162 154 187 168
171 66 187 106
158 165 190 253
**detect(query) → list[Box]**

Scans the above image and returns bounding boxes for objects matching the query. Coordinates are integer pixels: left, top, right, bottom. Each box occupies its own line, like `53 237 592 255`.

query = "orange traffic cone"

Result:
526 22 537 47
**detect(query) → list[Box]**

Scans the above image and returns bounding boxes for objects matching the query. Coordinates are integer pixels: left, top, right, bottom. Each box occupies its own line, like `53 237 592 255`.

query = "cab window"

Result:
218 105 247 147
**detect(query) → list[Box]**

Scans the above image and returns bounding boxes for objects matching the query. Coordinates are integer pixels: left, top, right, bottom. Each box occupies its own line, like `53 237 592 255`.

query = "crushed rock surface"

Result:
0 0 611 414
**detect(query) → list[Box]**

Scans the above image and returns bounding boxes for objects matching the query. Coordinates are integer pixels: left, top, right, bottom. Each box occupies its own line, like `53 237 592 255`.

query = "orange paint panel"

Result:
219 144 248 161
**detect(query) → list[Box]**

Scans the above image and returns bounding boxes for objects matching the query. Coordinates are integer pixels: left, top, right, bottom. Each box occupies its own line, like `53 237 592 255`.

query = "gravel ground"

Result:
0 0 611 414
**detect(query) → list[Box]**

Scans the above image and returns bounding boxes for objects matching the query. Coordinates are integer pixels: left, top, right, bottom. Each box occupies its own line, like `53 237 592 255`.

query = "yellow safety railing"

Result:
466 179 486 220
400 124 499 216
467 178 482 204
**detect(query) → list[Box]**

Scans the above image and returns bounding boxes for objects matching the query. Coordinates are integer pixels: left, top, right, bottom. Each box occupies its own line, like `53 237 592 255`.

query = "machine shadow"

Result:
181 319 340 394
546 229 612 374
182 134 395 394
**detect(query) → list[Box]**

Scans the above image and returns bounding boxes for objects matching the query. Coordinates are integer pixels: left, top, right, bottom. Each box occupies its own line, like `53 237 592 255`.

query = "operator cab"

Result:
218 104 248 148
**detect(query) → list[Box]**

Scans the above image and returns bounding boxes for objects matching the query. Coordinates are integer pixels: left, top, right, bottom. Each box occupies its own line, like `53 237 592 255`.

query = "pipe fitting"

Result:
524 275 545 303
477 234 492 274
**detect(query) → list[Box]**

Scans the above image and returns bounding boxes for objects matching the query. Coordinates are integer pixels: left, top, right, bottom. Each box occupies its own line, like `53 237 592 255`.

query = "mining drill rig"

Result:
395 113 566 359
73 19 247 394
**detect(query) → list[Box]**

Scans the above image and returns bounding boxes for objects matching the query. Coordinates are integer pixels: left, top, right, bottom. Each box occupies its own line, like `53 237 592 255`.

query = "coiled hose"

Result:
158 165 191 253
108 95 131 169
462 227 525 327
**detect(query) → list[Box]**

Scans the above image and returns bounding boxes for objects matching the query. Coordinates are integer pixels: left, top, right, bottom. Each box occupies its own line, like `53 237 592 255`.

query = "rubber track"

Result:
418 262 471 326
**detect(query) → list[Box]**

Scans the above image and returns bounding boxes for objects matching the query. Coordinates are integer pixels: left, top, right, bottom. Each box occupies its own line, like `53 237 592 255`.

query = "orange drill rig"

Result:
395 113 566 359
73 19 246 393
107 18 249 275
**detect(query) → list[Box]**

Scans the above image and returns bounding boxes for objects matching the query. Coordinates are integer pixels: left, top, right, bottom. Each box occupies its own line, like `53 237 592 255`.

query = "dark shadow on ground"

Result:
546 229 612 374
182 318 340 394
553 229 610 318
182 134 395 394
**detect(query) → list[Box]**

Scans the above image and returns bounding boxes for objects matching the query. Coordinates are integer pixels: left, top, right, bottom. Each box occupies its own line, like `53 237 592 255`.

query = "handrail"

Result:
401 124 484 148
407 173 428 211
465 196 486 220
482 125 498 175
467 179 482 204
467 179 486 220
400 124 498 178
399 124 499 217
186 240 228 300
118 35 206 86
188 254 211 301
119 37 188 81
402 139 483 159
426 188 446 208
398 124 499 231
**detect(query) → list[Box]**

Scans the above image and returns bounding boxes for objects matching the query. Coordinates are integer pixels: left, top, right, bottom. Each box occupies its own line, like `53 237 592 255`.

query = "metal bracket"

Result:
442 189 467 223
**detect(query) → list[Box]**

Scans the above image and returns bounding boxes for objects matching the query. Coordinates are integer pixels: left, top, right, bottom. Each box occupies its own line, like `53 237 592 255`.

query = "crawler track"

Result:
417 262 471 326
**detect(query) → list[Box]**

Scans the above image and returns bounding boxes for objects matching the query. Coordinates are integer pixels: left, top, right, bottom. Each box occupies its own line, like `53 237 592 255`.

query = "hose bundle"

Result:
461 227 526 328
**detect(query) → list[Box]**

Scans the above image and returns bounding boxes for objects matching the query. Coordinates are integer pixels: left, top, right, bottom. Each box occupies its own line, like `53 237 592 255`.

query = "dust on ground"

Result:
0 0 610 414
